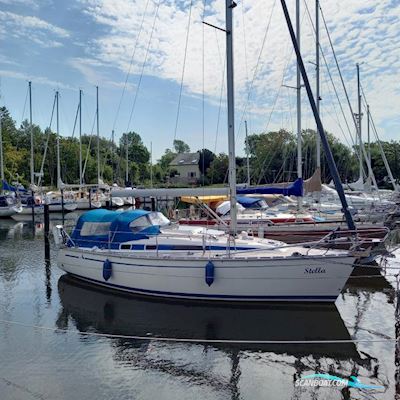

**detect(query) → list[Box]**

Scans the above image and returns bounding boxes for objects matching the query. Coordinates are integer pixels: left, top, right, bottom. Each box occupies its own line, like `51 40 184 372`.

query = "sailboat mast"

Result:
225 0 237 234
315 0 321 169
245 120 250 185
79 89 83 186
356 63 363 181
150 141 153 188
296 0 302 210
29 81 34 186
56 91 61 189
125 137 129 184
367 104 371 169
111 129 115 184
0 111 4 182
96 86 100 185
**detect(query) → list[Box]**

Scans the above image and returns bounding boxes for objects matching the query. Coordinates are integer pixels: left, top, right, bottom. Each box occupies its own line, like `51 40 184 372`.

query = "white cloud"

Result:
0 0 39 7
0 69 72 89
73 0 400 147
69 57 136 90
0 10 69 48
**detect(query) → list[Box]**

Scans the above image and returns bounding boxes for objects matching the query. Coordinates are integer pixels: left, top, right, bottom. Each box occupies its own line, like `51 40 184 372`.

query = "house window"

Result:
188 172 196 178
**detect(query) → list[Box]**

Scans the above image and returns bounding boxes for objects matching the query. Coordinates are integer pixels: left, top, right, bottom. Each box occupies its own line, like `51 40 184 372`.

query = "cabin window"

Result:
148 212 170 226
80 222 111 236
129 216 151 233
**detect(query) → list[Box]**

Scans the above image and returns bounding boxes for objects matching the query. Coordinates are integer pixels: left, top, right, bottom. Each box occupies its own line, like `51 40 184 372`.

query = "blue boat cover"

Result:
70 209 161 248
237 178 303 197
1 180 28 193
236 196 262 207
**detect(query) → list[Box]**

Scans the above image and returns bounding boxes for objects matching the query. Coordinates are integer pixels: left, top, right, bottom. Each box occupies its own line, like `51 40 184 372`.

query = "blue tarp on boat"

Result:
70 209 161 248
237 178 303 197
1 180 28 193
236 196 262 207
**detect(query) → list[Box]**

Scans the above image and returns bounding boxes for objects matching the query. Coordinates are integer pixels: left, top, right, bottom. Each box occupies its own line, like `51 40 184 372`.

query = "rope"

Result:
0 319 398 344
173 0 193 142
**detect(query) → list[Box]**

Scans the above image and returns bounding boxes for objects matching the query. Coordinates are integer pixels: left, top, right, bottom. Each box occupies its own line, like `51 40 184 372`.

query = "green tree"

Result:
173 139 190 153
207 153 229 184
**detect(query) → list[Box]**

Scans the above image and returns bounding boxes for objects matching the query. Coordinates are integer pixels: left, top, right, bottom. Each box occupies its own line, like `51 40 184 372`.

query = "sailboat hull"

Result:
58 247 355 302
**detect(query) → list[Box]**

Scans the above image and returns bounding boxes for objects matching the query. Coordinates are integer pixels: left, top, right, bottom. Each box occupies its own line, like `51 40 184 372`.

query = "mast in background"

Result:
150 141 153 188
225 0 237 235
245 120 250 185
356 63 363 182
315 0 321 169
29 81 34 186
280 0 355 231
56 91 61 189
0 110 4 182
125 137 129 185
111 129 115 184
79 89 83 186
296 0 302 210
367 104 371 170
96 86 100 185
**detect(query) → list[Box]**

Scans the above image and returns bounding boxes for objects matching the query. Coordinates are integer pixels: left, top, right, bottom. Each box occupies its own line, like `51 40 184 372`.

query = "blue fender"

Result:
205 261 214 286
103 259 112 281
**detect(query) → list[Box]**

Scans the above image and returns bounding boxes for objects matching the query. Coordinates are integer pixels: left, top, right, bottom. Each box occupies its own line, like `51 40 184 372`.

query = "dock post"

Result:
151 197 156 212
89 189 92 209
106 200 111 210
44 203 50 261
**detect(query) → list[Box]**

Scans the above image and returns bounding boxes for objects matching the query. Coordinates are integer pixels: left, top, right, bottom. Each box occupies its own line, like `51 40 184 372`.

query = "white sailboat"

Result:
53 0 360 303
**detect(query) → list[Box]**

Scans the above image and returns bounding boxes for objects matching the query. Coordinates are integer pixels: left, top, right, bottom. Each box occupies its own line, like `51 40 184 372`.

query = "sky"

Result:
0 0 399 161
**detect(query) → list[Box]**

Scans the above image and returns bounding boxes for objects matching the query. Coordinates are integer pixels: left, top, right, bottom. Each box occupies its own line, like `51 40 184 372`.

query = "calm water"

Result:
0 215 399 400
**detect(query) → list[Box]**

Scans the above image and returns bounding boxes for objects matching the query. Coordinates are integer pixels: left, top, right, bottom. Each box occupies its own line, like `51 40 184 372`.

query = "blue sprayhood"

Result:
70 209 162 248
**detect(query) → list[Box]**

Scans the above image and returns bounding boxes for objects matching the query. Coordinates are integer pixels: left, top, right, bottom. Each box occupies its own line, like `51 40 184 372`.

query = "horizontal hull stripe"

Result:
66 254 352 270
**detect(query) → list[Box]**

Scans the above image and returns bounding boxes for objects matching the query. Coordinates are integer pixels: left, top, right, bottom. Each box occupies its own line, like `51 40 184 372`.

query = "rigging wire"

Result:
71 102 80 139
82 110 97 180
126 0 161 134
173 0 193 142
20 85 29 126
236 0 277 142
316 1 376 186
112 0 151 134
37 93 57 187
306 1 376 187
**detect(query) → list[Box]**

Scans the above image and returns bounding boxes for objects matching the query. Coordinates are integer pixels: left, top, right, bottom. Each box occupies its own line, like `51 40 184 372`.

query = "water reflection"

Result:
58 275 359 358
